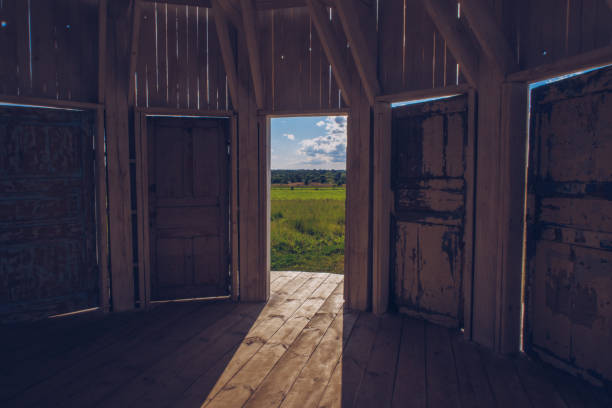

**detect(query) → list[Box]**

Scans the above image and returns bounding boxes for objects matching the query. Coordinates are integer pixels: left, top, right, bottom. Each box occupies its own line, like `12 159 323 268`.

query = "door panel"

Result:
148 117 229 301
0 106 98 322
526 66 612 382
391 95 473 328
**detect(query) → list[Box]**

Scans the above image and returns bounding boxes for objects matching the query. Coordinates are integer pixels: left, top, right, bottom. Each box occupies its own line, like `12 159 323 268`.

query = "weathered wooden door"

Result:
0 106 98 322
525 66 612 382
391 94 474 328
148 117 230 301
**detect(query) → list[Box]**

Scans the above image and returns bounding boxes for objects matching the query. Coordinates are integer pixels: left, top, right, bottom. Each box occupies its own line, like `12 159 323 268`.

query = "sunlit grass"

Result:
271 187 346 274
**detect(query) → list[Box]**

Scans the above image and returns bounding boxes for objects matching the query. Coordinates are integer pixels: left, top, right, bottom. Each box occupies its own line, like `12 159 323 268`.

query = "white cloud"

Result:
297 116 347 168
283 133 295 140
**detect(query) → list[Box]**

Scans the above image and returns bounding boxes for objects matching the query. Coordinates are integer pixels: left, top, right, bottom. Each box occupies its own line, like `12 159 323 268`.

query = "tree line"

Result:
271 169 346 186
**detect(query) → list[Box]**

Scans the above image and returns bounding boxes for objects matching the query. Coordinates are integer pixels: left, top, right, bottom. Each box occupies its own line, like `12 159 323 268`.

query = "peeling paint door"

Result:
526 65 612 382
391 94 474 329
0 106 98 322
148 117 230 301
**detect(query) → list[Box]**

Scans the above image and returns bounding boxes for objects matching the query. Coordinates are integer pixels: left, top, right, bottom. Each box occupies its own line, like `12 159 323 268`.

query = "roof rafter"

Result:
305 0 352 106
211 0 241 110
460 0 518 76
421 0 480 87
240 0 265 109
335 0 380 106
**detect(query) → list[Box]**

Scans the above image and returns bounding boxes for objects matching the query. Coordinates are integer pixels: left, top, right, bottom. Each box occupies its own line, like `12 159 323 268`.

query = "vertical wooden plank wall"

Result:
237 27 269 302
0 0 99 102
103 0 136 311
471 60 504 348
134 2 231 111
344 78 372 311
492 82 529 353
372 102 392 314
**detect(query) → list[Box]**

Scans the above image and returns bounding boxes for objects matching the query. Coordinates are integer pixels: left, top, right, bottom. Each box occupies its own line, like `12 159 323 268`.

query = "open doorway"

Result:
269 115 348 274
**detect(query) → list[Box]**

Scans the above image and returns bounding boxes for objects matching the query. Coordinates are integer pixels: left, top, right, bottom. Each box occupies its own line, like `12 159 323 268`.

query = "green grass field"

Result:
271 186 346 274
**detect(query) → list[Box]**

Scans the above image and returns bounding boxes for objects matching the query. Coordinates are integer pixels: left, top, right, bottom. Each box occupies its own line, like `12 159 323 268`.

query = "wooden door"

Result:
525 66 612 382
0 106 98 322
148 117 230 301
391 94 474 328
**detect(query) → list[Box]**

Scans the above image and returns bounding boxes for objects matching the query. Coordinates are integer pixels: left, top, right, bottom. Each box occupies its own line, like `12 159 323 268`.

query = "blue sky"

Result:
270 116 347 170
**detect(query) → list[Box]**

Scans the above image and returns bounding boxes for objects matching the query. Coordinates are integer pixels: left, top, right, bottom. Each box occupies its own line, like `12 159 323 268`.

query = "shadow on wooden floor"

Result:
1 271 610 407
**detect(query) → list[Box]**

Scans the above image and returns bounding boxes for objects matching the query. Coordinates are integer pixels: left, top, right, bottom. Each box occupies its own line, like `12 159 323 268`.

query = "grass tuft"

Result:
271 187 345 274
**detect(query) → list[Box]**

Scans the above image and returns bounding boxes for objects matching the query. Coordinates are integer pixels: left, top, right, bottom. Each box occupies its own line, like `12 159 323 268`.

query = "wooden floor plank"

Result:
1 310 145 400
336 312 380 407
513 355 568 408
4 272 610 408
62 302 236 408
317 357 342 408
279 307 359 408
205 274 342 408
426 323 461 408
94 303 265 408
391 317 426 408
243 282 345 408
5 301 208 407
450 333 497 408
479 346 532 408
198 273 331 406
353 313 403 408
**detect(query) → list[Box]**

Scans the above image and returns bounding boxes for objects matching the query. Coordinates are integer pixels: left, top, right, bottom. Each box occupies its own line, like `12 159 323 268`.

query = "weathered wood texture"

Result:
236 29 269 301
104 0 137 311
495 82 528 354
146 117 230 301
344 66 372 312
471 62 504 348
257 6 349 112
391 95 474 329
0 0 99 102
0 107 98 322
379 0 469 94
525 65 612 383
2 272 611 407
372 102 392 314
134 1 232 110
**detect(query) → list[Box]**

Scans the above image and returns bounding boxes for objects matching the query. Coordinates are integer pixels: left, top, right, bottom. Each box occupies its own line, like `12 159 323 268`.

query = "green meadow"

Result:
270 186 346 274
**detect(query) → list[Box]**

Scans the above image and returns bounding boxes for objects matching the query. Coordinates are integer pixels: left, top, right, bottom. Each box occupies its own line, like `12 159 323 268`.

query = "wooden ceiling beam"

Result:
128 0 143 107
211 0 240 110
460 0 518 76
240 0 265 109
421 0 480 86
305 0 352 106
335 0 380 106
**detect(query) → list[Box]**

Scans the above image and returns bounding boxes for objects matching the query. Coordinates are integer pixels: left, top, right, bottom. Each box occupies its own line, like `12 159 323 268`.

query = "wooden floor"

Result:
2 271 611 408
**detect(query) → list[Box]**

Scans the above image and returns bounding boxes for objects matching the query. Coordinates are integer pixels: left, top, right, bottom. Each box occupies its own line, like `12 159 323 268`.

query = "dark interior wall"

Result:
1 0 611 105
0 0 99 102
256 6 349 112
134 2 232 111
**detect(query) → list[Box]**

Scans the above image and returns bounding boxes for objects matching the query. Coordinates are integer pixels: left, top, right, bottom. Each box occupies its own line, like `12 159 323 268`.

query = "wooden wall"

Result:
0 0 611 359
0 0 99 102
378 0 467 94
134 2 231 111
256 6 349 112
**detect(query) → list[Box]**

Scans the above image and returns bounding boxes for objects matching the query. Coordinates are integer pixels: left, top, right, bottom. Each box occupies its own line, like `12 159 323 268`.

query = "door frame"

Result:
372 87 476 335
134 108 238 307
